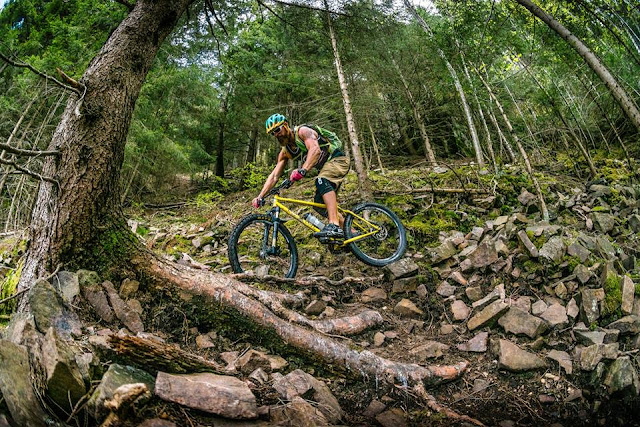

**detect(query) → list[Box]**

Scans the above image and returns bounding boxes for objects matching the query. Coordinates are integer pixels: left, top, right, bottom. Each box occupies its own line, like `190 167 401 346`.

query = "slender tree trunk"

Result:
486 97 517 163
366 114 385 173
514 0 640 132
324 1 369 196
403 0 483 167
477 71 549 220
389 55 437 165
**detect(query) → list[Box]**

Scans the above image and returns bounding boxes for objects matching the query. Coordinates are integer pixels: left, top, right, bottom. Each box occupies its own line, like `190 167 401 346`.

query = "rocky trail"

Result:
1 162 640 426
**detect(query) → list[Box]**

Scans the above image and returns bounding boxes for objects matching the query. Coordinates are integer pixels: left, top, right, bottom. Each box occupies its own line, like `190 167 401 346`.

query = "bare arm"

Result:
257 150 290 199
298 126 321 171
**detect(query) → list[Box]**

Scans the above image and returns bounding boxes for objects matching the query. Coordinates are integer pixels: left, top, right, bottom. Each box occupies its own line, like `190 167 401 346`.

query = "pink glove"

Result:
252 197 264 209
289 168 306 182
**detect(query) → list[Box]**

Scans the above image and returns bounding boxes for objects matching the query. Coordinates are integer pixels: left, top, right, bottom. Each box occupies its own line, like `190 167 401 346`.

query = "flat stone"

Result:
468 300 510 331
384 258 419 280
416 284 427 299
604 356 640 396
363 400 386 418
621 276 635 315
547 350 572 375
449 271 468 286
574 264 592 284
430 241 458 264
195 334 215 349
568 242 590 263
539 236 566 262
511 296 532 313
361 287 387 303
53 271 80 303
0 341 49 426
436 281 456 297
373 332 385 347
595 236 616 258
540 303 569 329
580 288 605 324
451 300 470 321
391 276 418 294
29 279 82 337
305 299 326 316
531 300 548 316
497 339 546 372
574 329 606 346
471 283 505 310
119 278 139 299
518 188 537 206
457 332 488 352
498 308 548 338
592 212 615 234
465 286 483 302
567 298 579 318
272 370 342 423
409 341 450 360
580 344 619 371
236 350 272 374
82 280 114 323
468 241 499 268
607 315 640 335
393 299 424 318
376 408 408 427
270 396 328 426
155 372 257 419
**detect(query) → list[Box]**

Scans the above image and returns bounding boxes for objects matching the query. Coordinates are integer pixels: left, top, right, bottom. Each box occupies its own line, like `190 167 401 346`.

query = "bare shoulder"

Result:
298 125 318 141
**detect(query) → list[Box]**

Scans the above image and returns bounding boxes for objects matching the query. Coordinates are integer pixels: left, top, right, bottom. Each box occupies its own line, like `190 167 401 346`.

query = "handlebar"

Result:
264 178 293 198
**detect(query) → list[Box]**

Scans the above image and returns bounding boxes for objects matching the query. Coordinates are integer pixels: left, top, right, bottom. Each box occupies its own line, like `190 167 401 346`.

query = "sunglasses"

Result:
269 125 284 136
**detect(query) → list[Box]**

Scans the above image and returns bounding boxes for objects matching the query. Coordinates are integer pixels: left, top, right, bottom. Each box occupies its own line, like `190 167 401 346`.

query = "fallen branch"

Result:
108 333 225 374
376 187 490 195
0 142 59 157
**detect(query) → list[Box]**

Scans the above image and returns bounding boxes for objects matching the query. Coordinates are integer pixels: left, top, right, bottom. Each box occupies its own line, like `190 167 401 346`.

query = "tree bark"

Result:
17 0 197 307
324 1 370 197
514 0 640 132
366 114 385 173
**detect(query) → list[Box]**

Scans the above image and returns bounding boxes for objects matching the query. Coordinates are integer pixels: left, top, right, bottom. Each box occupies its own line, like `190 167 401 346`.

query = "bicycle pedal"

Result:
319 236 343 244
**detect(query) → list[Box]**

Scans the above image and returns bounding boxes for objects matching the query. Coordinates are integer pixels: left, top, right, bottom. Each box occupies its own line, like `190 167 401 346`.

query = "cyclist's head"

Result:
266 113 288 137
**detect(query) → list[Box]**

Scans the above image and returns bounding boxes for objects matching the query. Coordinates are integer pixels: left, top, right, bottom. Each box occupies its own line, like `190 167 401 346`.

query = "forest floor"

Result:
2 155 640 426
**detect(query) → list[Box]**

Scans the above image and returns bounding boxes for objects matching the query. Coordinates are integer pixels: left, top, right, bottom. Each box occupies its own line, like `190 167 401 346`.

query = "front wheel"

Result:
344 202 407 267
228 214 298 278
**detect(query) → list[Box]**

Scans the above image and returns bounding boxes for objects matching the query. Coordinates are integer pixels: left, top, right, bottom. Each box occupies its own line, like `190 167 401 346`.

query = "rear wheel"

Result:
228 214 298 278
344 202 407 267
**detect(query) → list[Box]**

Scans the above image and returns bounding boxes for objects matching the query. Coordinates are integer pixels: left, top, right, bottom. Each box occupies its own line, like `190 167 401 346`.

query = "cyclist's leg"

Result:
314 156 349 226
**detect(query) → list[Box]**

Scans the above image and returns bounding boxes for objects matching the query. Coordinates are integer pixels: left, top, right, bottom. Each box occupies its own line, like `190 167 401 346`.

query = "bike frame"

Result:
269 194 380 247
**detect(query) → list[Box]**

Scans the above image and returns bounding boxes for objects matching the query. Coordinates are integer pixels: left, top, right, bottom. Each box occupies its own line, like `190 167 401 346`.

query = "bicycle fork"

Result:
262 207 281 257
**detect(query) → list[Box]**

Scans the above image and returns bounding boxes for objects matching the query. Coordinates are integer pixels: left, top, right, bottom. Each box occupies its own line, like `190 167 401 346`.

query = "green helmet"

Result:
265 113 287 134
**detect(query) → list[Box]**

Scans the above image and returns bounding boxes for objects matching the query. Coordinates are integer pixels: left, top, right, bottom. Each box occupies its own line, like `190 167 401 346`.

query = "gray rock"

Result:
628 214 640 233
155 372 257 419
391 276 419 294
409 341 450 360
468 300 510 331
498 308 548 338
52 271 80 303
621 276 635 315
87 363 155 420
589 184 612 197
470 226 485 240
574 264 592 284
449 271 468 285
29 279 82 337
361 287 387 303
517 230 539 257
436 281 456 297
467 241 499 268
102 281 144 334
540 303 569 329
270 396 329 426
465 286 483 302
451 300 470 321
0 341 49 426
539 236 566 262
195 334 215 349
393 299 423 318
567 298 580 319
416 284 428 299
574 329 606 346
580 288 605 324
236 350 272 374
376 408 408 427
580 343 619 371
497 339 546 372
82 281 115 323
547 350 572 375
429 241 458 264
363 400 386 418
457 331 488 352
384 258 419 280
518 188 537 206
305 300 327 316
604 357 640 396
41 327 86 411
595 236 616 258
592 212 615 234
607 315 640 335
531 300 548 316
567 242 591 263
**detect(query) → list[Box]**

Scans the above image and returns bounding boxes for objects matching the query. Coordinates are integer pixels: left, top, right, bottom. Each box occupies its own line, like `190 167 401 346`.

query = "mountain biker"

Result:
252 113 350 239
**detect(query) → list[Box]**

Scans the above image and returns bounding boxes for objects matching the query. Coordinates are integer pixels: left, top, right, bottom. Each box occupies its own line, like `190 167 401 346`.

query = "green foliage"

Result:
228 163 270 191
601 274 622 320
0 261 21 315
195 191 224 207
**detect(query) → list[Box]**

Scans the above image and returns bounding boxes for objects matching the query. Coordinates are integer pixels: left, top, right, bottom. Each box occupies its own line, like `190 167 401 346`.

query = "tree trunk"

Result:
366 114 385 173
390 54 437 165
403 0 483 167
477 71 550 221
216 82 232 177
17 0 197 306
514 0 640 132
324 1 369 197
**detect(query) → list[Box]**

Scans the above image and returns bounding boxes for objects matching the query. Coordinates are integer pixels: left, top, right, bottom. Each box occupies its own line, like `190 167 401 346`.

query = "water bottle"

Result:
302 213 325 229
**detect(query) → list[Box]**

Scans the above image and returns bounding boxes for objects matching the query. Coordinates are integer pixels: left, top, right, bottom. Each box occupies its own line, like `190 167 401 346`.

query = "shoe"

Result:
314 223 344 239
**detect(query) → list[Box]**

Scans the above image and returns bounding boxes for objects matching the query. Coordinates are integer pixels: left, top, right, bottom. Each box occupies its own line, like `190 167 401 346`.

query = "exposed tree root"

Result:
413 383 485 426
137 254 469 388
232 272 381 288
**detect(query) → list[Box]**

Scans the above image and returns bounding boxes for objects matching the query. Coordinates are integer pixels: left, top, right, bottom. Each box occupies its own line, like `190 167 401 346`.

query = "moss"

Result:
601 274 622 320
635 283 640 296
0 262 21 316
563 255 582 272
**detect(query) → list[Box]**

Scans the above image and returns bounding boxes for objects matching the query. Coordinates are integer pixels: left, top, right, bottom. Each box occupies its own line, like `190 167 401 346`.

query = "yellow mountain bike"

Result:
228 179 407 278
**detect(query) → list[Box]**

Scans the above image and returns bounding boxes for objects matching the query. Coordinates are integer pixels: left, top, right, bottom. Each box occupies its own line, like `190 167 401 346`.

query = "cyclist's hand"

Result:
289 168 306 182
251 197 264 209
